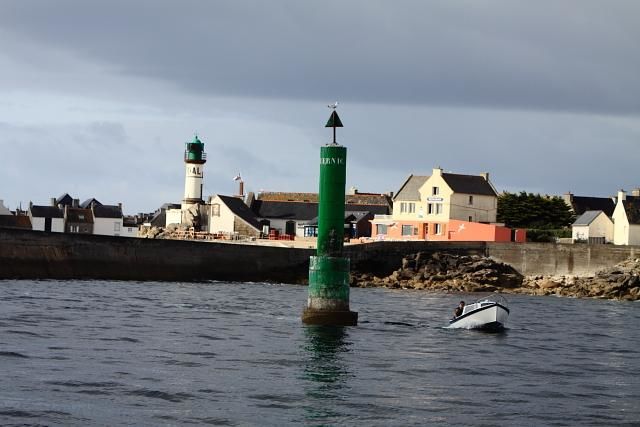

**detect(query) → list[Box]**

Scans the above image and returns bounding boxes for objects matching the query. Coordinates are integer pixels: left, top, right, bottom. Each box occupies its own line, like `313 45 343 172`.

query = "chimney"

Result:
432 166 443 176
617 189 626 203
632 188 640 197
480 172 489 181
238 180 245 198
29 201 33 211
388 191 394 199
562 192 574 205
50 197 56 207
348 186 358 195
72 198 79 208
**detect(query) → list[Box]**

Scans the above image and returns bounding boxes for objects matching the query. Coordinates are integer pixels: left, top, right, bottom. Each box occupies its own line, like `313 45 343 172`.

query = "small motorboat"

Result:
448 295 509 331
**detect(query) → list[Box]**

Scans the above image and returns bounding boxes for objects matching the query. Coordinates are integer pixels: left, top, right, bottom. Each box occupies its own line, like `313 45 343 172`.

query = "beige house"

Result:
372 167 499 239
571 210 614 244
612 190 640 245
392 167 498 221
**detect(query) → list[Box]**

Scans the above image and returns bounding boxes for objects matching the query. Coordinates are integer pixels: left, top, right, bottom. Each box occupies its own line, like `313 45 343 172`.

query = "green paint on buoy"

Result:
302 108 357 326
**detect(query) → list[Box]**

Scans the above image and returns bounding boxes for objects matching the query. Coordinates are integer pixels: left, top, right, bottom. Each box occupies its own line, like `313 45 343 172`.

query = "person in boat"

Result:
454 301 465 318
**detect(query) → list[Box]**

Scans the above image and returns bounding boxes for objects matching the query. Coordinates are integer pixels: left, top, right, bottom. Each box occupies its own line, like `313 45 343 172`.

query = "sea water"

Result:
1 280 639 426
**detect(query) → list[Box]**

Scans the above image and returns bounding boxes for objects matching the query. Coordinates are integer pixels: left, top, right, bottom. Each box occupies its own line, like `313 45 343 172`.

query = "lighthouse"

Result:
181 135 207 225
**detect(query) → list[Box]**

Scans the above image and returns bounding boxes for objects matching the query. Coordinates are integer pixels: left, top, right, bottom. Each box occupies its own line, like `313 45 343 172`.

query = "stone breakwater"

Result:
352 252 640 301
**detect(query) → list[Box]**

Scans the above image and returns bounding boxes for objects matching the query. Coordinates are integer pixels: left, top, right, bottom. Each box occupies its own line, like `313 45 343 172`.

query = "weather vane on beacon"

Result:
325 101 343 144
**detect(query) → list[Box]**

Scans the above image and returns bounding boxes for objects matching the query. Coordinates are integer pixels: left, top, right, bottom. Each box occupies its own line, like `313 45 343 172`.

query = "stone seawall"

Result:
1 228 639 282
0 229 314 282
486 242 640 276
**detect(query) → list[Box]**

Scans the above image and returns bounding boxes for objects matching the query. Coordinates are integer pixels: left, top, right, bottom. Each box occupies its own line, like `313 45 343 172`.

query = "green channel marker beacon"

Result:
302 107 358 326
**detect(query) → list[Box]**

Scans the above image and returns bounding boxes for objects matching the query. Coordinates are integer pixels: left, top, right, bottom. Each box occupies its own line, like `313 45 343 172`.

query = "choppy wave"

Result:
1 279 639 426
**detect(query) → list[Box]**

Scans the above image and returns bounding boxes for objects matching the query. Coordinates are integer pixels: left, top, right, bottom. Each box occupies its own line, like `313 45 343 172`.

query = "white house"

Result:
92 204 126 237
612 190 640 245
571 210 613 244
29 204 65 232
207 194 261 238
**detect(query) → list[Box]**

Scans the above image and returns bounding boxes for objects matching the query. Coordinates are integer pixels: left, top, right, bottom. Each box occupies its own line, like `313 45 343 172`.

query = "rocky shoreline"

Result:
352 252 640 301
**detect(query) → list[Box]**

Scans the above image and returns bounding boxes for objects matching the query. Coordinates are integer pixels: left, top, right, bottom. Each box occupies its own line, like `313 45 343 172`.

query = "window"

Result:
401 225 413 236
434 223 442 235
428 203 442 215
114 222 121 232
468 195 474 205
376 224 388 235
400 202 415 213
469 216 473 222
212 204 220 216
432 186 439 196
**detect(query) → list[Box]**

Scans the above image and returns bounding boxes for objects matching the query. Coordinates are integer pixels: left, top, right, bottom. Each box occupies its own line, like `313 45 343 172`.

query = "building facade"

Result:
372 167 507 241
572 210 614 244
612 190 640 245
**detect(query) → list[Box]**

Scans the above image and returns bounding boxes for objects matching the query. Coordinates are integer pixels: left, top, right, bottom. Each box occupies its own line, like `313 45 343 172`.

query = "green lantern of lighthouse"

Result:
302 107 358 326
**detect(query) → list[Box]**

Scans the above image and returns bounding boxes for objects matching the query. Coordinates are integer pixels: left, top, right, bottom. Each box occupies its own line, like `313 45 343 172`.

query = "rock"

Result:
539 279 561 289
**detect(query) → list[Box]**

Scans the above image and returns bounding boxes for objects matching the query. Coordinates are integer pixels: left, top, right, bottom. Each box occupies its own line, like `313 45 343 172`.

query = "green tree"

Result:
497 192 575 229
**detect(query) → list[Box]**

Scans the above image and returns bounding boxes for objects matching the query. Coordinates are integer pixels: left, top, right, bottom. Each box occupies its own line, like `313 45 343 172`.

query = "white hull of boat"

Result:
448 303 509 330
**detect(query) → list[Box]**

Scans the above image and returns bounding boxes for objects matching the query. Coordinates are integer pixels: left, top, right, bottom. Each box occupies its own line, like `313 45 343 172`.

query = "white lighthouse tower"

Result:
182 135 206 207
179 135 207 227
164 134 208 229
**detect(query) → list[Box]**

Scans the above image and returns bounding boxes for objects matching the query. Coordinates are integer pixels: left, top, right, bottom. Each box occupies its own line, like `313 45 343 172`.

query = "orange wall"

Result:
446 220 518 242
371 219 524 242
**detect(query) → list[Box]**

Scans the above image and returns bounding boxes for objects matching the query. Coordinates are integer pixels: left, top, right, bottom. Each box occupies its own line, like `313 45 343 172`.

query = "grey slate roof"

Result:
622 196 640 225
30 205 64 218
251 200 389 221
218 195 261 231
393 175 429 201
573 210 604 226
93 205 123 219
251 200 318 221
571 196 616 217
80 198 102 209
441 173 497 196
56 193 73 206
393 173 497 200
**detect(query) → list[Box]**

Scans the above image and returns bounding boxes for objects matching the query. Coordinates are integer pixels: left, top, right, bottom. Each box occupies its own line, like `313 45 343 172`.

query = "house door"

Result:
285 220 296 236
423 223 429 240
44 217 52 232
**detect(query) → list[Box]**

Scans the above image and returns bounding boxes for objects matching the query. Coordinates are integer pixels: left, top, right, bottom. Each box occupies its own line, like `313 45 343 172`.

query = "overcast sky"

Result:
1 1 639 213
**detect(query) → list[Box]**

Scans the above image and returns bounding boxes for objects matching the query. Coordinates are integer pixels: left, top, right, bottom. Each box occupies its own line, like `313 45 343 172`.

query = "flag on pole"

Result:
233 173 242 181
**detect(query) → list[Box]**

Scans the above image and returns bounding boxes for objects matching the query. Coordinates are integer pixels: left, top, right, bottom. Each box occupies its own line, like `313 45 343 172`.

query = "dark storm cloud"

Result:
1 0 639 114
